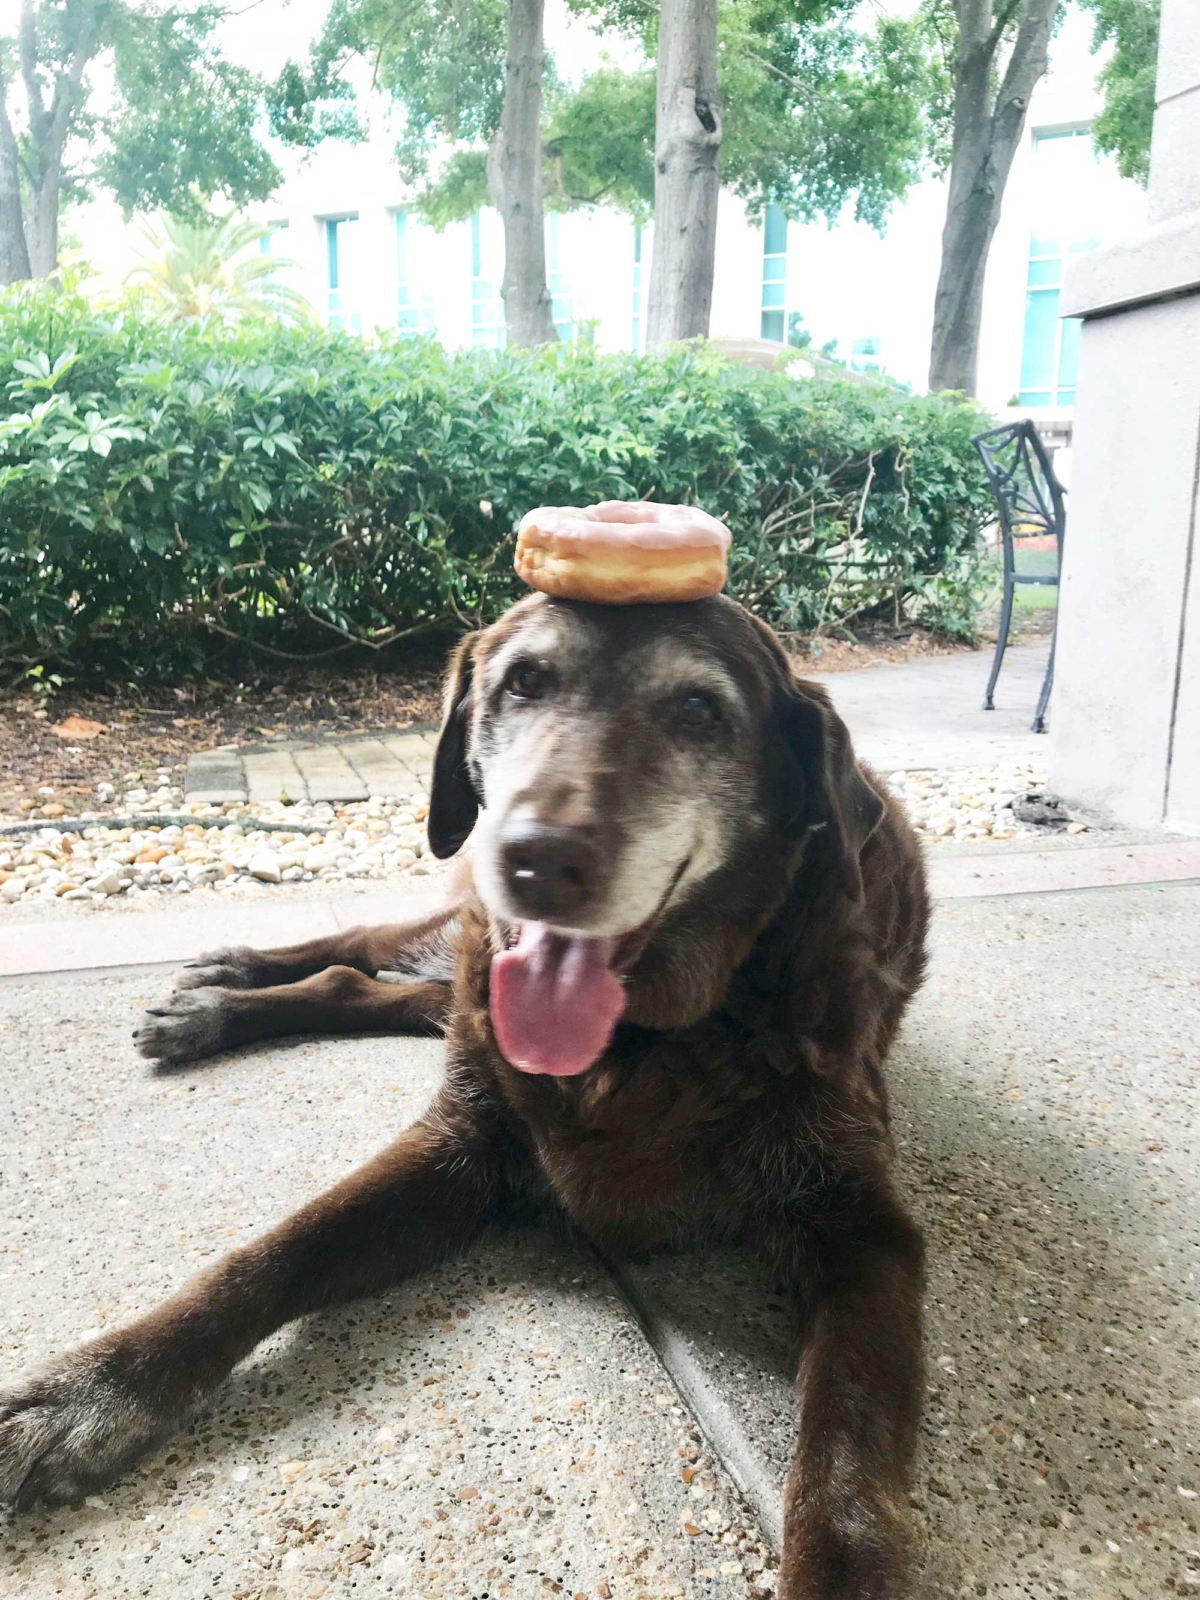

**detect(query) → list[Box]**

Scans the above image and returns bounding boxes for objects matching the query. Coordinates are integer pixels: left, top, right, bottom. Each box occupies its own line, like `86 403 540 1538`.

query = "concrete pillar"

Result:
1050 0 1200 834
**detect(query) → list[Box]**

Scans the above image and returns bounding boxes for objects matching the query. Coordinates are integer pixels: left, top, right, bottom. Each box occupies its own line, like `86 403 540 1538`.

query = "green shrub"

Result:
0 281 994 676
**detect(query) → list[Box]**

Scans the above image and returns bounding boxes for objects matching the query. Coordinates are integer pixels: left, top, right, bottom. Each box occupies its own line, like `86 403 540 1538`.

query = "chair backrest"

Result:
972 419 1067 553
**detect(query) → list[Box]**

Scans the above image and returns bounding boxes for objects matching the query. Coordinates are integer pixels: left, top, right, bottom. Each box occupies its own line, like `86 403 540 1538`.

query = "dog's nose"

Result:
500 821 603 920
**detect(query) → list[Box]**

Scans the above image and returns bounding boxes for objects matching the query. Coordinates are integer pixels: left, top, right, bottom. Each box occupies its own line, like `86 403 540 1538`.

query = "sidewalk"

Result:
809 640 1052 771
185 729 437 806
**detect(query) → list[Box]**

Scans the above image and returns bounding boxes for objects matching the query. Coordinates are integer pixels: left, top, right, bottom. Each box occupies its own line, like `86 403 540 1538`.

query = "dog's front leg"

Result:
0 1096 515 1509
776 1199 926 1599
172 905 463 992
136 965 452 1066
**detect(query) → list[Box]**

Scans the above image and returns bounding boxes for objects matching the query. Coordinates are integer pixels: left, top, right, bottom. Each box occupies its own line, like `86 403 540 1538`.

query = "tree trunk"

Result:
928 0 1057 395
25 173 61 280
15 0 98 283
487 0 557 348
645 0 721 347
0 80 31 285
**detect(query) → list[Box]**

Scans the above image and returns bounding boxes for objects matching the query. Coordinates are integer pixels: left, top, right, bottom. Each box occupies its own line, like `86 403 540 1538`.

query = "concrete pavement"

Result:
2 880 1197 1598
810 641 1052 771
0 986 774 1600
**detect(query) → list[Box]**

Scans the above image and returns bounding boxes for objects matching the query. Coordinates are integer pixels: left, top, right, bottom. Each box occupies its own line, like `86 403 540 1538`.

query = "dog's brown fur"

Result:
0 595 929 1598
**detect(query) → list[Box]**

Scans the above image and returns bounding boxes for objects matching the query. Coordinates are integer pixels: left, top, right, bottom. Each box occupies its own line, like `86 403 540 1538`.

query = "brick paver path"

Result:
184 729 437 805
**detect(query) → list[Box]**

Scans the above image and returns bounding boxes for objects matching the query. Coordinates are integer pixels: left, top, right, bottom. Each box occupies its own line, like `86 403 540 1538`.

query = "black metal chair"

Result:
972 419 1066 734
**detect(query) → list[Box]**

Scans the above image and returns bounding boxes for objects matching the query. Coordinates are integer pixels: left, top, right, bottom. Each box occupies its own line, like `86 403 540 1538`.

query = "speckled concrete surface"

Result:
630 883 1200 1599
0 976 774 1600
2 883 1199 1600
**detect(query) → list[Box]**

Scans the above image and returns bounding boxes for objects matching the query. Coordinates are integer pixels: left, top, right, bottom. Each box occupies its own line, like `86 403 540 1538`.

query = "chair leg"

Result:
1032 611 1057 734
984 572 1014 711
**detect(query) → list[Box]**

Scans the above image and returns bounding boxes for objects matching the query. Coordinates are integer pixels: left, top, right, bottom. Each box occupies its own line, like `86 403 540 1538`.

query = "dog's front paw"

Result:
174 945 262 991
134 989 233 1066
0 1351 168 1509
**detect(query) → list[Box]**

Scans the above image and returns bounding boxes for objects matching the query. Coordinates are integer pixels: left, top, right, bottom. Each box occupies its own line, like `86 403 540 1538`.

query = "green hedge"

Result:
0 282 994 676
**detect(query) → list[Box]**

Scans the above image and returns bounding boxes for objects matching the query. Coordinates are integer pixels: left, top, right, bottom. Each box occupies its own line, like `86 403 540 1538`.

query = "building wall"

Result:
1050 0 1200 836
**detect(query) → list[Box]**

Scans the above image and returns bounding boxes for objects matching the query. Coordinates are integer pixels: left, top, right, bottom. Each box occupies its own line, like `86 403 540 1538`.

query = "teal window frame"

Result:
470 214 505 348
324 215 359 333
760 203 787 343
395 211 435 336
548 213 575 342
1018 129 1098 407
631 224 643 352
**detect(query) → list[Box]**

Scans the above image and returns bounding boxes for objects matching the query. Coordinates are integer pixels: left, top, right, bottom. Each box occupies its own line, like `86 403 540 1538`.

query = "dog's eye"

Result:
678 691 719 730
503 661 553 701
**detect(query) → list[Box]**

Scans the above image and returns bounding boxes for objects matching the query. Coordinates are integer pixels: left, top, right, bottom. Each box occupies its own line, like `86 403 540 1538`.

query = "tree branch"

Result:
984 0 1024 61
47 24 101 161
543 144 617 206
735 45 820 107
18 0 47 131
369 6 424 91
992 0 1056 140
18 0 101 184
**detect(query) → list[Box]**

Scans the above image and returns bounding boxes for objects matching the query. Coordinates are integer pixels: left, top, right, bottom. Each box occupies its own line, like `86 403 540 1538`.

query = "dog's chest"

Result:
504 1034 802 1250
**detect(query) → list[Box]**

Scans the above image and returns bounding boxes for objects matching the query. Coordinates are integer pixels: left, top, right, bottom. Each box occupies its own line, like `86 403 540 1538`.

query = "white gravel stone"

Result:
5 759 1079 916
88 871 127 897
879 762 1068 844
248 852 283 883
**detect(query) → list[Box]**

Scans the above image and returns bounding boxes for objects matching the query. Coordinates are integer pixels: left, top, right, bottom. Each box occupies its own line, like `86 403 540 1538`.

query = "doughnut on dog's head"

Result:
426 593 884 1075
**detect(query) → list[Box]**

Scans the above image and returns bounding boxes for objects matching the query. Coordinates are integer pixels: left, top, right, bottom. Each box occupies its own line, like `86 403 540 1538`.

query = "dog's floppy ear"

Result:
775 679 885 903
427 634 481 859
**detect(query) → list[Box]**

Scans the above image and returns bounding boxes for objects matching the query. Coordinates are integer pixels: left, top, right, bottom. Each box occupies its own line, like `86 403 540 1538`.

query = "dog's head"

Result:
428 593 882 1072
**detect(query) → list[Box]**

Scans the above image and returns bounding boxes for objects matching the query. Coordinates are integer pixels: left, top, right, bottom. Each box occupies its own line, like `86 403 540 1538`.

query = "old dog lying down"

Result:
0 594 930 1598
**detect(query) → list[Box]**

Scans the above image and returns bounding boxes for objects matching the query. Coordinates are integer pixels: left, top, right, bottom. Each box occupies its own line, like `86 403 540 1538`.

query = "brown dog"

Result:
0 594 929 1597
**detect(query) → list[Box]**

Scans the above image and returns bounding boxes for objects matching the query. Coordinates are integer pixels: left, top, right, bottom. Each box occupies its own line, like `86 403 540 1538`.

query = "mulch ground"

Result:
0 665 443 819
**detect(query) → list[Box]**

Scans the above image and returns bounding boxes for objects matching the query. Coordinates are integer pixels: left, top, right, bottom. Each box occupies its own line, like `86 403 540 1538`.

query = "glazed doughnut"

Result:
514 500 731 605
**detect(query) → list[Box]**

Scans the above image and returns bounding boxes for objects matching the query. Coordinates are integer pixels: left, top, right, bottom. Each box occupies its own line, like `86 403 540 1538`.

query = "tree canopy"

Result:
0 0 282 282
1078 0 1159 184
271 0 946 235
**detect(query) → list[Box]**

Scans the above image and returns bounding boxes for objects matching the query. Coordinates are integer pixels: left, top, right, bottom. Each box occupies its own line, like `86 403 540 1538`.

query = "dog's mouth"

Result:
489 862 688 1078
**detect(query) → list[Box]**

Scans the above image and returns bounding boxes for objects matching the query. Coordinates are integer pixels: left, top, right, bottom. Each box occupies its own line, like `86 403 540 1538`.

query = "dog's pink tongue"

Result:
490 923 625 1076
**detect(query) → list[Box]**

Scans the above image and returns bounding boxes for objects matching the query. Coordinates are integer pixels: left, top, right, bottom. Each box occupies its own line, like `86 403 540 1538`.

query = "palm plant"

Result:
126 214 310 323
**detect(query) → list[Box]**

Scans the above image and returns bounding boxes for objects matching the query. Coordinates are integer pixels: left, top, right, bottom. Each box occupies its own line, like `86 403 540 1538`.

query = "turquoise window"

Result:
1057 314 1082 390
548 213 574 342
395 212 435 336
631 224 643 352
1027 258 1061 287
760 203 788 342
325 217 358 331
1019 129 1101 407
1020 283 1060 396
470 215 504 348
